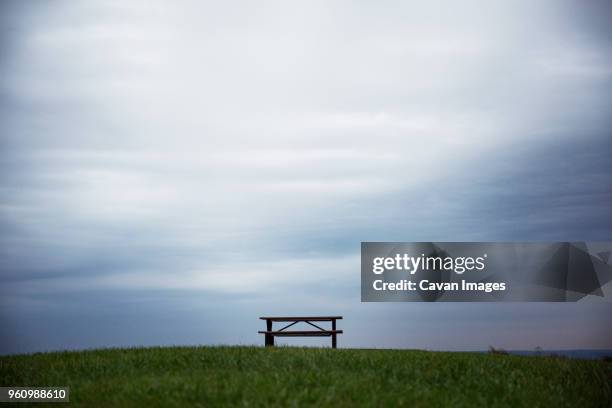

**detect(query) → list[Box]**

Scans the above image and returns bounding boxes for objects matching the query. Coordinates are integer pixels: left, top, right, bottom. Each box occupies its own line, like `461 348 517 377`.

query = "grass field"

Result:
1 346 611 407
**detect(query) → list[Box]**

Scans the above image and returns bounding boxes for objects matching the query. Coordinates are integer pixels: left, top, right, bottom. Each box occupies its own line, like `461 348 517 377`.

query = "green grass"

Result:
1 346 611 407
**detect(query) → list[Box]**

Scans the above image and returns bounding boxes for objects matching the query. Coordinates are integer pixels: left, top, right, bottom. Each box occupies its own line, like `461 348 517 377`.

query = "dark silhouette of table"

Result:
258 316 343 348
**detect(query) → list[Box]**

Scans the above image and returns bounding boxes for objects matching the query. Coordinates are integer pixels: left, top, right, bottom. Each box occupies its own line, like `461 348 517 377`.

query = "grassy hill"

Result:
1 346 610 407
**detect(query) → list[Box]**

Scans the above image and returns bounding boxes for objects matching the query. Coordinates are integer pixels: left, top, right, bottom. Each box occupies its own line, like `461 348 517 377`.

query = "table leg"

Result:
265 319 274 347
332 319 337 349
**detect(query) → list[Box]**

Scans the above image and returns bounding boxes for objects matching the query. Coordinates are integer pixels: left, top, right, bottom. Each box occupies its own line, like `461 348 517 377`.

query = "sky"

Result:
1 0 612 354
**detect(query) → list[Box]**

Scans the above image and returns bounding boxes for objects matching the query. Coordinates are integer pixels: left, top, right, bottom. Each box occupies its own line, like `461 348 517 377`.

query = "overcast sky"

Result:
1 0 612 354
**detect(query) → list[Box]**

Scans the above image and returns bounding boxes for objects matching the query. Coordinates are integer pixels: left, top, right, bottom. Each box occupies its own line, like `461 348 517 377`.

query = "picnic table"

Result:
258 316 343 348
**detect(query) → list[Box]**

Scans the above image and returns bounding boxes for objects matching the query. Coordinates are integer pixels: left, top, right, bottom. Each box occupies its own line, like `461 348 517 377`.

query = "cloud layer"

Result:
1 0 612 354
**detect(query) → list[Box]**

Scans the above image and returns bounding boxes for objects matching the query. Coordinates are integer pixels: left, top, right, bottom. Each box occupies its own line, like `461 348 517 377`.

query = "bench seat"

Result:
258 330 343 337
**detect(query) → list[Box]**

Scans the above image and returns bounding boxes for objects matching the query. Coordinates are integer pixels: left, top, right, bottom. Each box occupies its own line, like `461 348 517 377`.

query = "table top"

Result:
259 316 342 321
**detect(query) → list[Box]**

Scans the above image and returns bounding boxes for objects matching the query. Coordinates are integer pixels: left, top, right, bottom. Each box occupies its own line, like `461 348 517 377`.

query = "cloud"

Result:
1 0 612 353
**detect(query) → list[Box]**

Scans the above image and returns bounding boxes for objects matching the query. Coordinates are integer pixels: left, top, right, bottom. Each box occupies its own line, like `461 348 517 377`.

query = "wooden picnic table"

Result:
258 316 343 348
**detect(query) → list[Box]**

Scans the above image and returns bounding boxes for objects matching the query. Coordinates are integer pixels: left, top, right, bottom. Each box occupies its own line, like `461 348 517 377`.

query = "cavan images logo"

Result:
370 251 506 295
361 242 612 302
